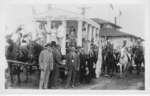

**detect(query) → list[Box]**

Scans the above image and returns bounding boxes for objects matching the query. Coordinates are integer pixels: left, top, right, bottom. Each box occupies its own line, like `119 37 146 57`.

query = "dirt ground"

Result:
7 70 144 90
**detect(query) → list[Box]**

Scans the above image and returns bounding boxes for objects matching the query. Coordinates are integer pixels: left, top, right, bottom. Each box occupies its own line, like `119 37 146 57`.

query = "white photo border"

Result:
0 0 150 95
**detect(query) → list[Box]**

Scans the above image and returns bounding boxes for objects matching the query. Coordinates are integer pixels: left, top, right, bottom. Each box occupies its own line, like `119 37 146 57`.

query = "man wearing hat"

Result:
65 46 79 88
50 41 63 88
134 39 144 75
39 43 53 89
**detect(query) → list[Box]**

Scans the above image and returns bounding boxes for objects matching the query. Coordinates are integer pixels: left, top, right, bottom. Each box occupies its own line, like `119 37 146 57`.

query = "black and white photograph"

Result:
1 0 150 94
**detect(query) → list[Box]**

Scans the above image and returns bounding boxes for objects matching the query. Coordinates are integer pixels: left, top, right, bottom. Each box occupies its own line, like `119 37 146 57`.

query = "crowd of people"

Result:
38 41 98 89
102 39 144 77
5 31 144 89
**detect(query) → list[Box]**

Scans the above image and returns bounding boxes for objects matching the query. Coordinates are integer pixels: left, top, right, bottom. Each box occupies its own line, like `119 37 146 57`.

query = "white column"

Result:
77 20 82 46
46 18 51 33
95 28 99 44
86 25 92 53
83 23 88 54
95 28 98 39
83 23 88 40
46 20 51 43
91 27 93 40
34 22 40 41
89 25 92 41
85 23 89 40
61 20 67 55
93 27 96 44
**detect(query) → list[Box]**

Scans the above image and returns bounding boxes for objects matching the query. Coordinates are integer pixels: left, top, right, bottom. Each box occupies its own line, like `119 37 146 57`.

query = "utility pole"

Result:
109 4 122 29
78 6 90 16
114 16 117 30
48 4 53 10
32 6 37 15
114 16 117 25
118 10 122 26
114 10 122 28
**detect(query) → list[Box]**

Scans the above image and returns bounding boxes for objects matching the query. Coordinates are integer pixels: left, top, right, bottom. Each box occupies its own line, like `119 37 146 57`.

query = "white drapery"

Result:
95 40 102 78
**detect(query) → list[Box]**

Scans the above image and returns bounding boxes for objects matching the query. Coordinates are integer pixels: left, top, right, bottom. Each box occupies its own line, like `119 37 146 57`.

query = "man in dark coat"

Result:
50 41 63 88
79 48 87 83
134 40 144 75
65 46 79 88
75 47 81 85
88 44 95 78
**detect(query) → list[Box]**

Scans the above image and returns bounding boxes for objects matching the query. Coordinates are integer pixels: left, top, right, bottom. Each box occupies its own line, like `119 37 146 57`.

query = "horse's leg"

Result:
25 66 29 82
128 60 133 74
110 63 113 77
112 60 116 76
116 63 119 73
114 62 117 73
122 64 124 78
9 63 14 84
142 60 145 72
106 64 109 76
17 66 21 84
138 62 142 75
110 64 112 77
124 63 127 78
119 63 122 78
29 66 33 75
103 64 106 75
136 63 140 75
104 64 106 75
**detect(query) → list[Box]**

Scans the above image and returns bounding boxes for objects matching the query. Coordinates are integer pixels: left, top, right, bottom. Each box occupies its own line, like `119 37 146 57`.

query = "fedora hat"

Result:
45 43 51 48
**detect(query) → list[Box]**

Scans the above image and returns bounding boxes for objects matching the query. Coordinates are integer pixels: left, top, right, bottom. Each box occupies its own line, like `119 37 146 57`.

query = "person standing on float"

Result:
57 23 66 55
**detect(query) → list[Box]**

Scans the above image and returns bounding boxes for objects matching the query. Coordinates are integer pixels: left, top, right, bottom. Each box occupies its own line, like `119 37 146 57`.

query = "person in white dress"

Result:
56 23 66 55
95 39 103 78
49 23 57 43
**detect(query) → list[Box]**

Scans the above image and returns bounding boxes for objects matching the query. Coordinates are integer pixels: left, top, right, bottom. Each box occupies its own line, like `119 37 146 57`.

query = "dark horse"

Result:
19 41 43 82
27 41 43 70
132 45 144 75
5 38 22 84
5 38 43 85
102 46 116 77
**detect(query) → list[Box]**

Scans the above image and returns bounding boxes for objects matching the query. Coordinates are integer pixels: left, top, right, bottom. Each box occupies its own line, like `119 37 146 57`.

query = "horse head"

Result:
27 41 36 62
27 41 43 64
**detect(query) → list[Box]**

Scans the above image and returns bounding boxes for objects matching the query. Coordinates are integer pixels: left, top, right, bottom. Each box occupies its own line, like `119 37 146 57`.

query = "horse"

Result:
117 47 132 78
102 44 116 77
5 38 23 84
19 40 43 82
6 37 43 84
132 46 144 75
27 41 43 69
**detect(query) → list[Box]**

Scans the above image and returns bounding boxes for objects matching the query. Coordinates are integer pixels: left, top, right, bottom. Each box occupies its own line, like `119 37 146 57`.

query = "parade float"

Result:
33 8 100 55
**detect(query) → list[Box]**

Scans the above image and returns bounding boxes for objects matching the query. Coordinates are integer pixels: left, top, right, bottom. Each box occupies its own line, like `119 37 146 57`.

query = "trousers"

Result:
39 69 51 89
65 67 76 88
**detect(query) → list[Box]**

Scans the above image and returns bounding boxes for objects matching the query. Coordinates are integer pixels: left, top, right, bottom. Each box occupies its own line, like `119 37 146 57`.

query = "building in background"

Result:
92 18 144 49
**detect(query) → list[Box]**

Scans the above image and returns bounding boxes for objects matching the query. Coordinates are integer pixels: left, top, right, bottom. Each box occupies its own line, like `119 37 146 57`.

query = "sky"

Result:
3 3 146 38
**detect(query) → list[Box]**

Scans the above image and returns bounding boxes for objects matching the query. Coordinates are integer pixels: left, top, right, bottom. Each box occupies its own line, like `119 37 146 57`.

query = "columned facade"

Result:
77 20 82 47
60 20 67 55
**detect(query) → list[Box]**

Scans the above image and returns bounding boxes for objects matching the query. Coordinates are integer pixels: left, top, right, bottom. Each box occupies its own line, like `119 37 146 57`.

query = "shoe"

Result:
51 86 57 89
71 85 75 88
65 86 69 89
104 74 109 77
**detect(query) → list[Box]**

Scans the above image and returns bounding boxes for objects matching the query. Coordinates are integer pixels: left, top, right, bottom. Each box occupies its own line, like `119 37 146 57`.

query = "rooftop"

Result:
100 28 139 38
91 18 122 29
34 8 100 28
